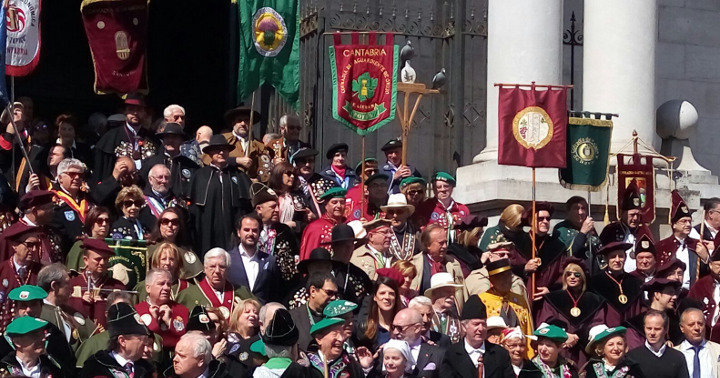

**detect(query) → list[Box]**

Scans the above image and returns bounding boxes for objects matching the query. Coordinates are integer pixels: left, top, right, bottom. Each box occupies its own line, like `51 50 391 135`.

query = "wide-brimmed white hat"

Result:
423 272 463 297
380 193 415 214
585 324 627 354
486 316 508 331
346 220 367 239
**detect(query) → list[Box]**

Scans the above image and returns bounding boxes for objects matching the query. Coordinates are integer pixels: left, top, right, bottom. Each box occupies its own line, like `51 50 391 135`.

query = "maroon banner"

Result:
80 0 148 94
617 153 655 223
329 32 398 136
498 86 568 168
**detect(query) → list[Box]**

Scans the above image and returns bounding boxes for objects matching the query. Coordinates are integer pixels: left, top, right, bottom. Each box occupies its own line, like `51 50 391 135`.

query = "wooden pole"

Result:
531 168 536 298
246 92 256 158
360 136 366 220
401 89 410 166
698 209 706 282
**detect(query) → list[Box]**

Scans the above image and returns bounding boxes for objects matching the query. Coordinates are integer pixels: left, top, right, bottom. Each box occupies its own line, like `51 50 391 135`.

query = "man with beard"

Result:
227 214 280 303
552 196 600 261
688 243 720 343
300 187 346 260
248 183 297 282
93 94 157 181
623 278 682 349
657 190 709 289
601 180 645 272
50 159 93 250
222 107 265 179
135 269 188 348
381 193 422 260
140 123 199 200
380 138 422 195
588 225 644 325
189 135 252 255
67 238 126 327
417 173 469 235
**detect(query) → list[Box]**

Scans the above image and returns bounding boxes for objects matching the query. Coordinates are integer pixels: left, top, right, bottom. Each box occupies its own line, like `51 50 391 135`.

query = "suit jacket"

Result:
441 340 515 378
413 343 445 377
411 252 467 310
675 339 720 378
289 303 324 352
226 246 280 304
428 329 451 349
381 161 421 194
222 132 266 179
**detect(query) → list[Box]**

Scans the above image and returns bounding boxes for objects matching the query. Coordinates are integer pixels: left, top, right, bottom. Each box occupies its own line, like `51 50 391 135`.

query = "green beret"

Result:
319 187 346 201
310 317 345 335
6 316 47 336
354 158 378 173
9 285 47 302
400 177 426 188
323 300 358 318
433 172 456 186
249 338 267 356
533 324 568 343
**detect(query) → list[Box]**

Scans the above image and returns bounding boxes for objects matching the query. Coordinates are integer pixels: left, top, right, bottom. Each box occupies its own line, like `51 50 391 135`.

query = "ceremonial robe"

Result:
299 215 342 260
79 349 155 378
257 222 299 282
656 235 706 287
688 274 720 343
533 234 570 291
135 300 188 348
92 124 158 182
67 273 126 327
188 164 251 255
588 271 644 327
175 278 255 314
0 220 63 264
479 290 534 359
140 152 199 200
0 352 67 378
49 187 92 251
0 259 40 330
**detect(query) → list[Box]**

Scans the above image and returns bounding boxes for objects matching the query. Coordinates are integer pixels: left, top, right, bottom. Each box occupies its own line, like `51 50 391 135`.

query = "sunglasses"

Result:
390 323 418 333
406 190 423 196
319 287 338 297
95 217 110 225
63 171 84 179
160 218 180 226
21 241 41 248
565 272 581 278
123 200 144 208
537 216 551 221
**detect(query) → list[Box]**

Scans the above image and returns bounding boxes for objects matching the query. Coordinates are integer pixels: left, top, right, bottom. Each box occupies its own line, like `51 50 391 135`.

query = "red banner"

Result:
329 32 398 136
80 0 148 94
498 86 568 168
617 153 655 223
6 0 41 76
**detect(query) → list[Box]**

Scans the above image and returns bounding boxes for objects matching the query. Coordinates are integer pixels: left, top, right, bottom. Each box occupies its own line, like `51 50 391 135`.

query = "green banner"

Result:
237 0 300 106
106 238 147 289
559 117 613 191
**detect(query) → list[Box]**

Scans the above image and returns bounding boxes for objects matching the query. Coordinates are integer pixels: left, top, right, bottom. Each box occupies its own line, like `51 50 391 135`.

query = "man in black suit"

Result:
441 295 515 378
390 308 444 377
227 214 280 304
626 309 689 378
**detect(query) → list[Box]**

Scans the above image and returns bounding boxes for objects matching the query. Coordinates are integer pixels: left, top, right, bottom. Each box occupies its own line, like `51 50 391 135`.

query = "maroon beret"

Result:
82 238 114 256
375 268 404 287
2 223 38 242
18 190 55 212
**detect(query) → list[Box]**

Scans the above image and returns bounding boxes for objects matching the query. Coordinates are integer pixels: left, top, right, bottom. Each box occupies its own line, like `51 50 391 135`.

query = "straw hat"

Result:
423 272 463 297
380 193 415 214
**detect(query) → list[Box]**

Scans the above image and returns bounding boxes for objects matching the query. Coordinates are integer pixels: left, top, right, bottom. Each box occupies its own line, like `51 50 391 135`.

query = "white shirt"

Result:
21 216 37 227
713 282 720 327
239 244 260 291
44 299 71 342
464 339 486 370
15 356 41 378
232 131 249 152
675 236 692 289
110 351 133 373
409 338 422 369
644 341 667 358
678 340 715 378
623 232 637 272
690 221 719 240
367 244 392 268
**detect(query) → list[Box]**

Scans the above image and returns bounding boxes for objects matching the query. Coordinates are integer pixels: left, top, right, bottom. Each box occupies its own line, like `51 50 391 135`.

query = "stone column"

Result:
583 0 658 153
473 0 564 163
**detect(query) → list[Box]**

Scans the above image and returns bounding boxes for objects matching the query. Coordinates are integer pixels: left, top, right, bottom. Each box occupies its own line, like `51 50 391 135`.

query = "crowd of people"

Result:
0 94 717 377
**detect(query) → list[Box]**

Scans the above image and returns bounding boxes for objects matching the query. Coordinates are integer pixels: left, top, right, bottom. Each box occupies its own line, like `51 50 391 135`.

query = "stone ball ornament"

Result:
656 99 698 140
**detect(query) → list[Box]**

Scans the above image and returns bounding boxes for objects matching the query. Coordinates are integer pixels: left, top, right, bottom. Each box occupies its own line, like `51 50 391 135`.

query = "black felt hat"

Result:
261 308 298 346
290 148 318 165
321 224 362 245
381 138 402 152
460 294 487 320
202 134 234 154
250 182 279 208
297 248 345 274
107 302 149 338
325 143 348 159
224 106 261 126
156 123 185 138
187 306 216 333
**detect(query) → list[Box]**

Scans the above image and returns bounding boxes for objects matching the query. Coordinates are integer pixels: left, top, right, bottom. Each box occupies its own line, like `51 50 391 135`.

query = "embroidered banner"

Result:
80 0 148 94
329 32 398 136
5 0 41 76
616 153 655 223
559 116 613 191
497 85 568 168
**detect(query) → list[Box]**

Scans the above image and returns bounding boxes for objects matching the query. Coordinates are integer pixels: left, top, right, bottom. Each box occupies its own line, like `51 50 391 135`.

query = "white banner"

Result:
5 0 41 76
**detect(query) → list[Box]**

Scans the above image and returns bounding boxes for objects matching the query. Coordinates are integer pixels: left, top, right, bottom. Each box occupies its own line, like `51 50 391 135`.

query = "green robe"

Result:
176 281 255 311
74 331 164 368
478 223 532 257
551 219 600 259
39 303 97 351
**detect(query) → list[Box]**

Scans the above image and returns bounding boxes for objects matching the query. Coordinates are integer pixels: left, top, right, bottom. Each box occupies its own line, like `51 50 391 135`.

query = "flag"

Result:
498 86 568 168
5 0 41 77
105 238 147 289
237 0 300 106
0 2 8 103
329 32 398 136
81 0 148 94
617 153 656 223
559 117 613 191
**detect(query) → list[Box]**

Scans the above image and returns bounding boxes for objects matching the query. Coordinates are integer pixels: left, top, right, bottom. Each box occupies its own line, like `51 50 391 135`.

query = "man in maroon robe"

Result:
588 224 644 327
532 202 570 293
67 238 125 327
0 190 62 264
0 223 42 330
623 278 682 349
688 243 720 343
629 225 658 283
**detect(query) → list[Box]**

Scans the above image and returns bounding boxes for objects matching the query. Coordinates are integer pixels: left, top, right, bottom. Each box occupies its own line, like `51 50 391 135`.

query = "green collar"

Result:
264 357 292 369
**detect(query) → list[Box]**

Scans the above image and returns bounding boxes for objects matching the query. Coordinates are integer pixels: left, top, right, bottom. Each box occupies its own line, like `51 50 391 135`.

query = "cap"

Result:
224 107 261 126
432 172 456 186
364 173 389 186
1 223 38 242
261 308 298 346
399 176 426 189
634 225 656 256
585 325 626 354
323 300 358 318
642 277 681 294
460 295 487 320
289 148 318 165
318 187 346 201
18 190 55 211
321 224 360 245
187 306 216 333
533 323 568 343
5 316 47 336
82 238 115 256
596 223 632 255
9 285 47 302
202 134 234 154
124 93 147 107
621 180 643 211
156 123 185 138
354 158 378 174
381 138 402 152
325 143 349 160
485 259 512 276
107 302 149 338
310 317 345 335
376 268 404 288
670 190 692 224
250 182 278 208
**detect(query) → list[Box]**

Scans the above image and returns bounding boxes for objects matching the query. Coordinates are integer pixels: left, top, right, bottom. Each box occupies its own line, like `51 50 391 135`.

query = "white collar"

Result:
232 131 247 142
644 340 667 357
464 339 485 354
239 244 257 259
125 123 139 135
680 339 707 350
21 216 37 227
706 221 719 235
15 356 40 373
110 350 132 368
12 256 26 273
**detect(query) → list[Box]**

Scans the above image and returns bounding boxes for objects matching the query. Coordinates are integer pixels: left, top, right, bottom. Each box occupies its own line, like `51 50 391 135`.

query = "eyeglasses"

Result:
565 272 581 278
390 323 419 333
406 190 423 196
95 217 110 225
320 287 338 297
160 218 180 226
123 200 144 208
21 241 41 248
537 216 551 221
63 171 84 179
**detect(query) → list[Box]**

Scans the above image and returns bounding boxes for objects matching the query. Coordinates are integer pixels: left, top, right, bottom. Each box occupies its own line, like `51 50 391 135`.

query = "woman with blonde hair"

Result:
392 260 417 307
535 259 606 367
447 215 487 276
478 204 531 256
583 325 644 377
134 241 192 301
226 299 262 361
111 185 149 240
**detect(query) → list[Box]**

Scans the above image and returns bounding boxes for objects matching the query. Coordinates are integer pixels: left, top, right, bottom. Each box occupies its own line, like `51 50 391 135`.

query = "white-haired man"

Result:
177 248 254 319
169 330 229 378
163 104 186 128
675 307 720 378
139 164 181 226
135 269 189 349
409 296 451 349
279 114 310 159
49 158 91 248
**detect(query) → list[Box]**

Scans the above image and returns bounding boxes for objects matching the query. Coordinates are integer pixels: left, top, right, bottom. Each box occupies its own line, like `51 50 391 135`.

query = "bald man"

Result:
387 308 444 377
180 126 213 167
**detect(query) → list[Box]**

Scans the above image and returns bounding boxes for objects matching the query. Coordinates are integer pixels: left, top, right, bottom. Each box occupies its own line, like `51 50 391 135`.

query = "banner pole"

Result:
246 91 256 158
6 103 32 174
586 189 592 257
10 76 14 103
531 167 536 299
698 209 705 282
360 136 366 220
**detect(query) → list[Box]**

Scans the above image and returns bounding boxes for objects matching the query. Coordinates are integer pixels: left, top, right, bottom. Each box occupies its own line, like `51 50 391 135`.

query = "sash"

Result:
53 190 88 223
197 278 233 313
144 195 165 219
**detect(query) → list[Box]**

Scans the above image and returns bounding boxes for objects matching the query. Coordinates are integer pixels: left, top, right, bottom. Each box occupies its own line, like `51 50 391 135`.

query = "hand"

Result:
149 305 160 320
112 161 129 181
705 240 715 253
563 333 579 348
580 217 594 234
355 346 375 368
82 291 94 303
393 166 411 180
306 211 317 222
27 173 40 190
524 258 541 273
480 251 492 264
159 305 172 325
212 338 227 358
696 240 710 263
236 157 253 169
533 286 550 301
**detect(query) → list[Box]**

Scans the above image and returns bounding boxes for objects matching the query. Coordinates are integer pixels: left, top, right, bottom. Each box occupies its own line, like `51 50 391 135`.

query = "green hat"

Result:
354 158 378 173
249 338 267 356
323 300 358 318
400 177 426 188
9 285 47 302
319 187 346 201
310 317 345 335
6 316 47 336
432 172 456 186
533 324 568 343
585 325 627 354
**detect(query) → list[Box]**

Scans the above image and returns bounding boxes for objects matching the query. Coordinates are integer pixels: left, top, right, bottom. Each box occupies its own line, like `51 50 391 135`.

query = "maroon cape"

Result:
68 273 126 327
588 271 645 327
0 259 40 331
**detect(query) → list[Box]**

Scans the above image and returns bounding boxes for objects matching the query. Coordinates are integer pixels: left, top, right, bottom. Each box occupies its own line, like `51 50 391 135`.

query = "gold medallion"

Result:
570 307 581 317
618 294 628 304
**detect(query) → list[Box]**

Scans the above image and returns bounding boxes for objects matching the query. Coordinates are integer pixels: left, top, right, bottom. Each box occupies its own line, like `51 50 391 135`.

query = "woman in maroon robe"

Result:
536 259 605 367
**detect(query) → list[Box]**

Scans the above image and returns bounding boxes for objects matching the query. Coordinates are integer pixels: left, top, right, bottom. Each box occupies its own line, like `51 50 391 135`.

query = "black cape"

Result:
140 152 199 200
80 349 155 378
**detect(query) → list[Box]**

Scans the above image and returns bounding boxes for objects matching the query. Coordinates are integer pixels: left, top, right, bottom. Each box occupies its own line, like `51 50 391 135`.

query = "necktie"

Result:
17 266 26 280
692 345 701 378
477 354 484 378
124 362 134 378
